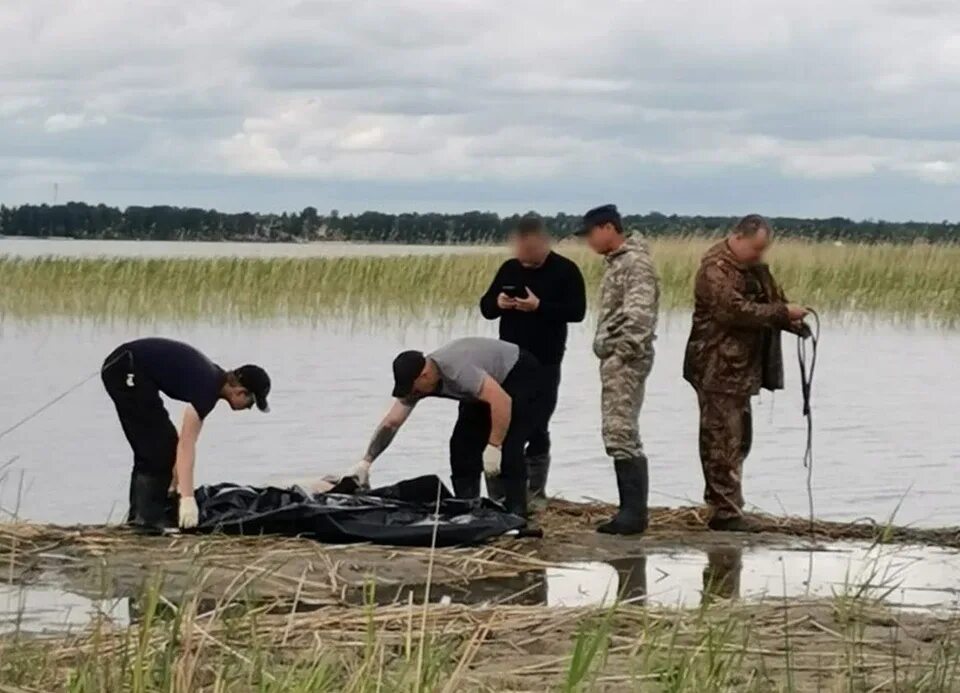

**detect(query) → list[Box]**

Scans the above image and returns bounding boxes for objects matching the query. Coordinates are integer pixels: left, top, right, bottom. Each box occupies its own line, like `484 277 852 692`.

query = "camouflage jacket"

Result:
593 235 660 362
683 241 791 396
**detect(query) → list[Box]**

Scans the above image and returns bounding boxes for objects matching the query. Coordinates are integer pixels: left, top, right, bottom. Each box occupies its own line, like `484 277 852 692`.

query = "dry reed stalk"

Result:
3 501 960 601
10 596 955 693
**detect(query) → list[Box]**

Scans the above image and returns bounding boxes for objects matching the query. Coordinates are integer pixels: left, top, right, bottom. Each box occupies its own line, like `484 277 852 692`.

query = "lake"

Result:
0 239 957 529
1 314 957 528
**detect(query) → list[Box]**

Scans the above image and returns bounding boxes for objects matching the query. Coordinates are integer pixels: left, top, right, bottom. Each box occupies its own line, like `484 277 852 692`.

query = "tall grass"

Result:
1 239 959 324
3 526 960 691
2 582 958 692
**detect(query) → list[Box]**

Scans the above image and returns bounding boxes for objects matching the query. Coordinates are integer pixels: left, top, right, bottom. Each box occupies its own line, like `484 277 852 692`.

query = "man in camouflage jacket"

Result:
577 204 659 535
683 214 808 531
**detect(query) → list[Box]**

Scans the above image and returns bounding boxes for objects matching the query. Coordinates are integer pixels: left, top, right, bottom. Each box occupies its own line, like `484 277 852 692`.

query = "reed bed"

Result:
542 500 960 548
2 581 959 691
5 500 960 690
2 239 959 324
0 522 559 606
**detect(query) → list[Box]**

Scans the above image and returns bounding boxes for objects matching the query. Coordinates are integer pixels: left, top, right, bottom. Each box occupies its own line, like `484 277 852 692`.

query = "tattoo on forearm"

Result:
366 424 398 462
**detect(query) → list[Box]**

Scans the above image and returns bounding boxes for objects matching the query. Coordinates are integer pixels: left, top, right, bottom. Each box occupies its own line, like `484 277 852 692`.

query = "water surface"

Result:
0 238 499 259
1 314 957 527
4 541 957 634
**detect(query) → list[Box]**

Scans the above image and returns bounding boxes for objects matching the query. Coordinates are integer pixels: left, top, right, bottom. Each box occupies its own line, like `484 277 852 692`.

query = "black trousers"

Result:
525 363 561 458
101 347 177 523
449 351 544 483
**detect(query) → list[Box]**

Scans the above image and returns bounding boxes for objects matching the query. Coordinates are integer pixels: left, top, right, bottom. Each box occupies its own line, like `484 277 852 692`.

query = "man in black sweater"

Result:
479 214 587 505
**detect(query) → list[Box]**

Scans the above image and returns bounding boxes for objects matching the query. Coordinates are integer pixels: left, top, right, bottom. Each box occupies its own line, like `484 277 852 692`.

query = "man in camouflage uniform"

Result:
577 204 659 535
683 214 808 532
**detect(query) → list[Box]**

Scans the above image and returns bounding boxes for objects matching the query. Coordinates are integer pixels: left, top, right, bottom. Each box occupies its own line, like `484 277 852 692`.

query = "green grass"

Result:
2 239 959 324
4 532 960 691
3 575 960 692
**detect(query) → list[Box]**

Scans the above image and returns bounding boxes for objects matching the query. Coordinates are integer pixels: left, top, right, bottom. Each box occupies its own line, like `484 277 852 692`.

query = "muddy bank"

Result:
2 500 960 690
2 501 958 615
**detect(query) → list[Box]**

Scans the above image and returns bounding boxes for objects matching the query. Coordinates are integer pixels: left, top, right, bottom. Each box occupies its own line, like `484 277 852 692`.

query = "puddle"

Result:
390 542 960 611
538 543 960 610
3 541 958 634
0 584 129 635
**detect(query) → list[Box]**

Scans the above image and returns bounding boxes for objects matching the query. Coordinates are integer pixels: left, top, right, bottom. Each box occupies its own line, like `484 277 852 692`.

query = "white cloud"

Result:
2 0 960 215
0 96 42 118
219 132 289 174
44 113 86 133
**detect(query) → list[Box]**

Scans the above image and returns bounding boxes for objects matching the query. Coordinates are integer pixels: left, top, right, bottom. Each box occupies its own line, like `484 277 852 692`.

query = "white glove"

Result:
178 496 199 529
482 444 502 477
347 459 372 489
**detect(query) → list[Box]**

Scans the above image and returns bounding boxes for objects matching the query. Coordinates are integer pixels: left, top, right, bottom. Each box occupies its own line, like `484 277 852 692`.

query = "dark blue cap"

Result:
577 204 622 235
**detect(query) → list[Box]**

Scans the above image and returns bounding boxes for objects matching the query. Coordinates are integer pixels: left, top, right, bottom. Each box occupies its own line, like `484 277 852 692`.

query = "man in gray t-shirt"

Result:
346 337 544 520
414 337 519 401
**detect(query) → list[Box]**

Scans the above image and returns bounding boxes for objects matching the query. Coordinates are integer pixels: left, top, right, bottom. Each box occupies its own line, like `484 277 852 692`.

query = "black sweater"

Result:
479 252 587 365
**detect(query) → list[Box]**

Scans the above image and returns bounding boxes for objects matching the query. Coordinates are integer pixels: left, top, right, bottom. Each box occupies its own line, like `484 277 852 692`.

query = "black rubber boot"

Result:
707 515 757 533
502 477 529 520
484 473 505 503
451 474 481 499
127 471 171 534
527 453 550 510
597 456 649 536
503 477 543 537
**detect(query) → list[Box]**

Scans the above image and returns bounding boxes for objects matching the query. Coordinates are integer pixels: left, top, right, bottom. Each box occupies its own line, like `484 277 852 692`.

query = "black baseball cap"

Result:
577 203 622 235
392 350 426 398
235 364 271 412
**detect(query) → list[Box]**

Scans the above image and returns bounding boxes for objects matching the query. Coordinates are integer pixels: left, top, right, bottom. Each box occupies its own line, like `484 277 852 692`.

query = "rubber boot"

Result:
127 471 170 534
597 456 649 535
485 473 505 503
451 474 481 499
707 515 757 533
503 477 545 538
526 453 550 511
502 477 529 520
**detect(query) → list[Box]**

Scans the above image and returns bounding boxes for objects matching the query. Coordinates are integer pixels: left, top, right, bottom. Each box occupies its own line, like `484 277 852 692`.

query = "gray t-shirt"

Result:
416 337 520 402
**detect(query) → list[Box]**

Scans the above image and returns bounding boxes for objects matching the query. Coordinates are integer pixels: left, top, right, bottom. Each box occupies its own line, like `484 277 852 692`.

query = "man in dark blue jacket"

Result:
101 338 271 530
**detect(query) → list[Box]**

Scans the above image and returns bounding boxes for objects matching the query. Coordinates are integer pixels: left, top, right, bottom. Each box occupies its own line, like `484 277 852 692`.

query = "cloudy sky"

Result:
2 0 959 220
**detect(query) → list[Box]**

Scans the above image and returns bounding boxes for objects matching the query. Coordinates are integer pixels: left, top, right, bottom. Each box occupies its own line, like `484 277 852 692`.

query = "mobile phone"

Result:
502 285 528 299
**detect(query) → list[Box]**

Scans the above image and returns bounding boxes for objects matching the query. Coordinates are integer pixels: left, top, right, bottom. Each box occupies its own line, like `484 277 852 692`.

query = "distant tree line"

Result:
1 202 958 244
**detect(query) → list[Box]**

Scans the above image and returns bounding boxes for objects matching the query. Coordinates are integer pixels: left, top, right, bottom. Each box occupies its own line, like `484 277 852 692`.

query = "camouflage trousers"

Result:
600 355 653 459
702 547 742 602
696 390 753 520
